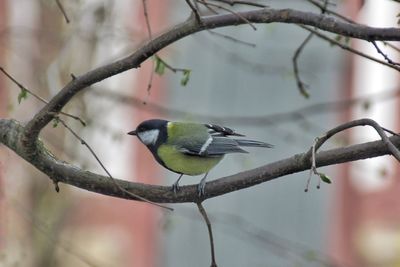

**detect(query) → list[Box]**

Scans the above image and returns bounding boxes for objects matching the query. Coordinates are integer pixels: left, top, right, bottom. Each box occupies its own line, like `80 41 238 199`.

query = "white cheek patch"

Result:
138 129 159 145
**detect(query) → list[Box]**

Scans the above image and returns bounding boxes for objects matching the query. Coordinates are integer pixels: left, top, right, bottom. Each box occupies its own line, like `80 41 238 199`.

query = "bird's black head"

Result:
128 119 168 148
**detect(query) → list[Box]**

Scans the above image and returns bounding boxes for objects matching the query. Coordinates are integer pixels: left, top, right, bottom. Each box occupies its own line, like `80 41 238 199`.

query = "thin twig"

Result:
292 0 329 98
197 0 257 30
201 1 220 14
371 40 400 66
55 0 70 24
307 0 400 54
144 65 155 105
305 138 316 192
141 0 156 102
212 0 267 8
197 202 218 267
56 117 173 211
306 137 326 191
301 26 400 72
0 66 86 126
307 0 347 21
381 126 400 137
292 32 313 98
312 119 400 160
178 207 347 267
22 8 400 147
383 42 400 55
186 0 202 23
142 0 152 39
90 87 400 128
305 119 400 191
207 30 256 47
305 118 400 189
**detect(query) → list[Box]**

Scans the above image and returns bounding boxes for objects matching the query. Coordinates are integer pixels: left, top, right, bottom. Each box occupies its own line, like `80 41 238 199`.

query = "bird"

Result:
128 119 272 196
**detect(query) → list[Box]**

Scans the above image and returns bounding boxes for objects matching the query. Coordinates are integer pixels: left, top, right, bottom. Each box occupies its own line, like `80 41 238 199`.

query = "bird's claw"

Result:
171 182 180 194
197 179 206 197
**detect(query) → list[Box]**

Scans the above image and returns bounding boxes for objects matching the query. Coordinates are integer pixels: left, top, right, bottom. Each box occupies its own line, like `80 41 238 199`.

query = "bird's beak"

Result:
127 130 137 136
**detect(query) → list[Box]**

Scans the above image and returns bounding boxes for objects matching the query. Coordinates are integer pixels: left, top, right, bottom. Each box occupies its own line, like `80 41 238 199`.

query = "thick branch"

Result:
22 8 400 150
2 118 399 204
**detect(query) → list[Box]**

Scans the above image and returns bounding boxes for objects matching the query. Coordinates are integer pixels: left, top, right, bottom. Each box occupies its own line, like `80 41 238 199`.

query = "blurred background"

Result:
0 0 400 266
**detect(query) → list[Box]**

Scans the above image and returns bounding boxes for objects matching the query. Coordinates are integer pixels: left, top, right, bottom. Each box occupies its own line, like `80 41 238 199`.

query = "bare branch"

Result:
301 26 400 72
0 66 86 126
292 0 330 98
56 118 172 210
197 0 257 30
307 0 400 54
142 0 152 38
2 118 400 204
292 32 313 98
186 0 202 23
306 118 400 161
197 202 217 267
55 0 70 24
1 67 168 209
212 0 267 8
20 8 400 155
304 118 400 190
141 0 157 101
207 29 256 46
371 40 400 66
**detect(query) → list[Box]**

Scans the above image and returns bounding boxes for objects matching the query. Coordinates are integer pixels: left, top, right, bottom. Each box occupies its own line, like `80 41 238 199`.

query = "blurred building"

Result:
330 1 400 267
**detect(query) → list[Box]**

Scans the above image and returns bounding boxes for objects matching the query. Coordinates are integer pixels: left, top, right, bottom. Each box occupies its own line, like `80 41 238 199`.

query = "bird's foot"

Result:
197 178 207 197
171 181 180 194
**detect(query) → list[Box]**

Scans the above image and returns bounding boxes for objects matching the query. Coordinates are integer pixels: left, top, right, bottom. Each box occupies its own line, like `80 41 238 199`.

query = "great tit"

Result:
128 119 272 196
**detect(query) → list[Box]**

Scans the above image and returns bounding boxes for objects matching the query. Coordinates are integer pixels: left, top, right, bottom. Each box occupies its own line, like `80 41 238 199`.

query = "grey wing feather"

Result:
234 139 273 148
175 138 205 155
203 137 248 155
177 136 247 156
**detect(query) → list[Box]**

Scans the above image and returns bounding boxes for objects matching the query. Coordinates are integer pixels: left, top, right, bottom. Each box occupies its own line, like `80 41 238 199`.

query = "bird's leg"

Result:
171 174 184 194
198 172 209 196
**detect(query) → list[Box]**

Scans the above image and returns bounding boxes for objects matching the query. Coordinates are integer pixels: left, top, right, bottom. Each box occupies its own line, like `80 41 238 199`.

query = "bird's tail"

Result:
235 139 273 148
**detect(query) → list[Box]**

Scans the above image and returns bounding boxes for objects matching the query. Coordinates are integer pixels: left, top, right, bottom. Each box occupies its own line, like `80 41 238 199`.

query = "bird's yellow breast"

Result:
157 144 223 175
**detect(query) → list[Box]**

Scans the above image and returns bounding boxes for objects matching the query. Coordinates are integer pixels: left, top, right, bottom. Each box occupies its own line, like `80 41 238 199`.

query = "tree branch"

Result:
2 118 399 204
21 8 400 153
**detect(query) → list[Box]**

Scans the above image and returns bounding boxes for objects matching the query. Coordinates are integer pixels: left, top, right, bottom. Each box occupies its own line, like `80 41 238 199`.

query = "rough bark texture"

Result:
1 119 399 203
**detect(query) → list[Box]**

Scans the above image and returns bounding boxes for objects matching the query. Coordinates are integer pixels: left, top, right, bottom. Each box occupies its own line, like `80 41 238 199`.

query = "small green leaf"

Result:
17 88 28 104
154 56 166 75
180 69 191 86
52 118 60 128
319 173 332 184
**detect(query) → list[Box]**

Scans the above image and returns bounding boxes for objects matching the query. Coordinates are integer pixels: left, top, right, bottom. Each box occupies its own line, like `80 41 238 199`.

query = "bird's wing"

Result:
204 137 248 155
234 139 273 148
168 122 252 156
204 123 245 137
177 136 248 156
